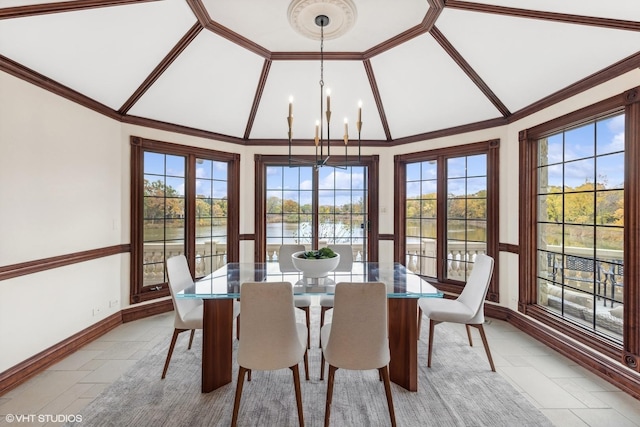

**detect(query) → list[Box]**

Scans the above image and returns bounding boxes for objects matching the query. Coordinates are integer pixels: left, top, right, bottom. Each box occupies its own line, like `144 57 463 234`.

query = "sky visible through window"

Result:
266 165 365 206
542 114 624 190
143 153 228 198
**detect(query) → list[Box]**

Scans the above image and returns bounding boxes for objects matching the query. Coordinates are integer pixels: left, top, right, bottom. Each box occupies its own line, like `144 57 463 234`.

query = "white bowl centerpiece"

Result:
291 248 340 279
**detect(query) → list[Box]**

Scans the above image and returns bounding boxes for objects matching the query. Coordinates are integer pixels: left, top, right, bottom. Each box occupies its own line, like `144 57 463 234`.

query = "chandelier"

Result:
286 14 362 168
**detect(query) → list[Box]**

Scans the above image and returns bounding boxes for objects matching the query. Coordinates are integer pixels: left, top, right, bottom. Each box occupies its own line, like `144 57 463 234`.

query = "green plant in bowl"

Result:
298 247 337 259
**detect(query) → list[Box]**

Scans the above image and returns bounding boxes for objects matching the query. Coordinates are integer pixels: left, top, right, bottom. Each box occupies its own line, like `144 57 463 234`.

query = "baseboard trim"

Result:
0 299 174 396
122 298 173 323
486 304 640 400
0 312 122 395
2 301 638 402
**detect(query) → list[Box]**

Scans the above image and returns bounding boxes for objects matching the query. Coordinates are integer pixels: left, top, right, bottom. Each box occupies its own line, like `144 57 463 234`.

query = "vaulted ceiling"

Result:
1 0 639 146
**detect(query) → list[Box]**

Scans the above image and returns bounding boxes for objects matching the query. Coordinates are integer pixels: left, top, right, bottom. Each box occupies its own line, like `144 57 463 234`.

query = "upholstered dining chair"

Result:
278 244 312 348
162 255 240 379
318 245 354 344
320 282 396 427
231 281 309 427
418 253 496 372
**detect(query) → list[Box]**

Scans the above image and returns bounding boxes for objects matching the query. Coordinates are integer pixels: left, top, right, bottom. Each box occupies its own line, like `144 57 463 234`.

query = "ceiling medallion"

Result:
287 0 357 40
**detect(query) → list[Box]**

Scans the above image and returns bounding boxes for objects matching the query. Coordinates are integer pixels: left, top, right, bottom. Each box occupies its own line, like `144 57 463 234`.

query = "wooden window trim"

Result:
254 154 379 263
394 139 500 301
519 87 640 371
130 136 240 304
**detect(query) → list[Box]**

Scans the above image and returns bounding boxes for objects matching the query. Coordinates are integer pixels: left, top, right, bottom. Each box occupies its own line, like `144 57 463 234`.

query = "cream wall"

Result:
0 72 125 371
1 67 638 373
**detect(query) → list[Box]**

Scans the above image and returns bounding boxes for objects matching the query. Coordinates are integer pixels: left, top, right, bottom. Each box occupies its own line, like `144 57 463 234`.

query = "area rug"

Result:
68 309 553 427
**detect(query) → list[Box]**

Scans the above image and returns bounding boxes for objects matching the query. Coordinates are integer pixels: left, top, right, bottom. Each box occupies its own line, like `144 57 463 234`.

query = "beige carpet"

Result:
68 308 553 426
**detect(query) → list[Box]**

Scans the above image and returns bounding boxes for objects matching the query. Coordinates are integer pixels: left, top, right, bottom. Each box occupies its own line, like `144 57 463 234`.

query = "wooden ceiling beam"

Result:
364 59 392 141
431 26 510 117
0 0 159 20
446 0 640 32
363 6 443 60
119 23 203 114
244 59 271 140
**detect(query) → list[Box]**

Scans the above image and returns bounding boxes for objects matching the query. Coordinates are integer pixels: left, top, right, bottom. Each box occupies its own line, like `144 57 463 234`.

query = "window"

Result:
520 86 640 368
130 137 239 303
536 114 624 340
395 140 499 298
255 155 378 263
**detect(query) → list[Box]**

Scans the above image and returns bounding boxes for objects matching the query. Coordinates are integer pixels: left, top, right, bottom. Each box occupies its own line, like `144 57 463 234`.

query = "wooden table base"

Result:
202 299 234 393
201 297 420 393
387 298 418 391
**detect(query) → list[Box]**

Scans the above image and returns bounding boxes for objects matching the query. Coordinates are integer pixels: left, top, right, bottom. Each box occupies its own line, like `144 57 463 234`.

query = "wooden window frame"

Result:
394 139 500 300
130 136 240 303
254 154 379 262
519 87 640 371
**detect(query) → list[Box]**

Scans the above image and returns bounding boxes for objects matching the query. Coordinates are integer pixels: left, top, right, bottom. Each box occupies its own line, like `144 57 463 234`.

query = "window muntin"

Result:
317 166 368 250
265 165 368 261
446 154 487 281
536 113 625 341
131 137 238 303
142 152 186 287
405 161 438 277
195 158 229 277
266 166 313 249
398 141 497 295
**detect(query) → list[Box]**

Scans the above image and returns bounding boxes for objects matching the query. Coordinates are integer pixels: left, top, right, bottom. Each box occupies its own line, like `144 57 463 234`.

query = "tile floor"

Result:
1 308 639 426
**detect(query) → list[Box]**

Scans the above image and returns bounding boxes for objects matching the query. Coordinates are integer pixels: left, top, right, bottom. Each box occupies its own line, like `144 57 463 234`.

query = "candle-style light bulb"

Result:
326 88 331 112
315 120 320 145
288 96 293 118
358 100 362 123
343 117 349 145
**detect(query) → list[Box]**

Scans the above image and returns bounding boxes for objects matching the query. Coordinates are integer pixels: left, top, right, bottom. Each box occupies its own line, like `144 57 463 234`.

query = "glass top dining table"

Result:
179 261 442 300
177 262 442 393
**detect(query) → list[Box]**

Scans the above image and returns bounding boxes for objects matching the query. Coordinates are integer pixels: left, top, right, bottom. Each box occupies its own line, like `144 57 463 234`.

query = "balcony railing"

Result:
143 241 227 285
265 243 364 263
405 238 487 280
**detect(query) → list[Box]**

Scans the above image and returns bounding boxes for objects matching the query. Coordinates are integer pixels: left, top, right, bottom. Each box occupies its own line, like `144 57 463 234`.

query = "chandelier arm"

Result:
287 13 361 169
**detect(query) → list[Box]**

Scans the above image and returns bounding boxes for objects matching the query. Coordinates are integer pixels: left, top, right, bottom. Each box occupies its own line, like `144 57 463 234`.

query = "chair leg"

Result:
320 351 325 380
231 366 248 427
379 366 397 427
427 319 436 368
303 350 310 381
320 306 329 347
465 324 474 347
161 328 185 379
324 365 338 427
290 365 305 427
320 306 329 327
471 323 496 372
236 315 240 340
187 329 196 350
417 307 423 339
304 306 310 349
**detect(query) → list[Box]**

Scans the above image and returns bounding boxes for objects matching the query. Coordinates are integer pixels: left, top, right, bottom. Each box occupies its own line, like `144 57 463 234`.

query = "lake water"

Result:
144 221 366 244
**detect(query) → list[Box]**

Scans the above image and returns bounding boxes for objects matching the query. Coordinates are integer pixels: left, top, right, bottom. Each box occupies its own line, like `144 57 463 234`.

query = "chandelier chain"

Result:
319 22 324 88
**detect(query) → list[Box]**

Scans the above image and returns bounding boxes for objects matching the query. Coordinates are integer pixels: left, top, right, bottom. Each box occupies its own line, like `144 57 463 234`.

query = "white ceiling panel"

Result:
202 0 429 52
437 8 640 112
1 1 638 143
461 0 640 22
0 0 196 109
129 30 265 137
371 34 501 139
252 60 385 140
